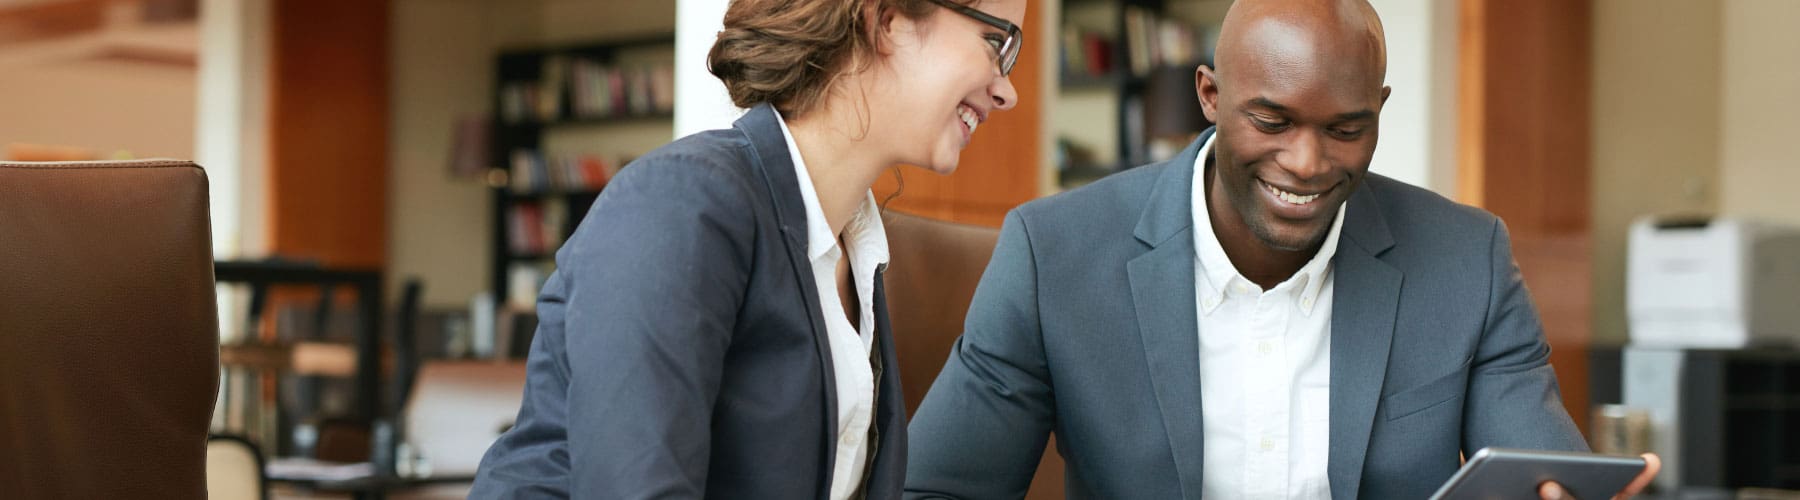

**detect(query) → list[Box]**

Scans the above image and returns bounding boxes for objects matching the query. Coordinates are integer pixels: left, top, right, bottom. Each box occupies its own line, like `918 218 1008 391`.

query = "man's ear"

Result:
1196 65 1221 123
1381 85 1392 105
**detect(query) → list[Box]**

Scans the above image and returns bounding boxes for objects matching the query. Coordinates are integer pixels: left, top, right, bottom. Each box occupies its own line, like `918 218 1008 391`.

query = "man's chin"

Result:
1252 221 1330 253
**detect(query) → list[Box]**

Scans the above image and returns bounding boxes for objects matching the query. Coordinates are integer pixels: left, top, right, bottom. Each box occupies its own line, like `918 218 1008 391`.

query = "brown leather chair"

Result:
881 210 1067 499
880 210 1001 414
0 160 220 499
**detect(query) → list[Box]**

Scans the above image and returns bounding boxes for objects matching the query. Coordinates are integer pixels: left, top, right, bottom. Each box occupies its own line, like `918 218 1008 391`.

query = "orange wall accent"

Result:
1460 0 1594 435
873 0 1046 228
267 0 390 268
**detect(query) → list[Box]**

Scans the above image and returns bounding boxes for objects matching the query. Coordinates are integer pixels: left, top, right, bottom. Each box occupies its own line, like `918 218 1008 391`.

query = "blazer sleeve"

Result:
470 154 758 499
1461 218 1589 454
905 210 1056 500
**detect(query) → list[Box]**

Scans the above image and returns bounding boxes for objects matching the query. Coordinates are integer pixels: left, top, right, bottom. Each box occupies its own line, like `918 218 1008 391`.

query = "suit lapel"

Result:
1128 133 1208 500
1327 183 1401 500
734 104 840 497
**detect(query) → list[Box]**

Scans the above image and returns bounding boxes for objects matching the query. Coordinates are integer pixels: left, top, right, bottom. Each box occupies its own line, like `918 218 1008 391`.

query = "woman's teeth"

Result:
1265 181 1320 205
958 106 979 134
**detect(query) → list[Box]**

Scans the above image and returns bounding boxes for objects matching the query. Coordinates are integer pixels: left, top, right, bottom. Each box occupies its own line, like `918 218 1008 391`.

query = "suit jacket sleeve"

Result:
1461 218 1589 453
470 155 757 499
905 210 1056 500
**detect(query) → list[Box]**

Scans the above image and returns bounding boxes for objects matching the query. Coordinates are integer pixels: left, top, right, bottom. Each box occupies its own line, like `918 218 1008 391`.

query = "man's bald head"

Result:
1191 0 1392 262
1213 0 1387 93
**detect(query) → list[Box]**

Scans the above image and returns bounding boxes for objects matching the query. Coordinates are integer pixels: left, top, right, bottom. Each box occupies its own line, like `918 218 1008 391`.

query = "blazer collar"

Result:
1340 177 1396 257
1133 127 1212 248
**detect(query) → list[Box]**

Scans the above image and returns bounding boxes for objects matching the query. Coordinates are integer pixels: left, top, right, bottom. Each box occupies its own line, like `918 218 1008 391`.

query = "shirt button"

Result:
1260 438 1275 451
1258 341 1273 355
1302 297 1314 309
1204 296 1219 308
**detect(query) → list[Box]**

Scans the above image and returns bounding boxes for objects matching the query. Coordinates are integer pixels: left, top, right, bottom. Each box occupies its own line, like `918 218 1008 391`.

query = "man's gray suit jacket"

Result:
470 104 907 499
904 128 1587 499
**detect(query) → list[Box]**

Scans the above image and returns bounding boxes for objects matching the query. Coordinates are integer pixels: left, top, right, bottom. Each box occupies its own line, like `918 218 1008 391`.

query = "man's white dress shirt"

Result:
1190 134 1346 499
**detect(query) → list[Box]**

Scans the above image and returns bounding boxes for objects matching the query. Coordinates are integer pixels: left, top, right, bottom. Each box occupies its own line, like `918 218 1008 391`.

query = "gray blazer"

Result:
904 129 1586 500
471 104 907 499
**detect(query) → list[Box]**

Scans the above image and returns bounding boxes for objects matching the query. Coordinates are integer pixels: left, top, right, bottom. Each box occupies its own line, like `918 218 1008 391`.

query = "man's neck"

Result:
1203 161 1317 290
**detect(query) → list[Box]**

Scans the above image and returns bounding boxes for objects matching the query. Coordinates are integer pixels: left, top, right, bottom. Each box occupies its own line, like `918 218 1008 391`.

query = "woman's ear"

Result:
868 1 918 57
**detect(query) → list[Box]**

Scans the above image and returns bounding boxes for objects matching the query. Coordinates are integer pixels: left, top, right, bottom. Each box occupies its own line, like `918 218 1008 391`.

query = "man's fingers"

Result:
1540 481 1568 500
1614 453 1662 499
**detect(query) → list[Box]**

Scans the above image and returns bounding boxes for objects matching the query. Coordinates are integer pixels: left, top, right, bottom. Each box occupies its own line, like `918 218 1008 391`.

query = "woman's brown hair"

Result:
706 0 975 117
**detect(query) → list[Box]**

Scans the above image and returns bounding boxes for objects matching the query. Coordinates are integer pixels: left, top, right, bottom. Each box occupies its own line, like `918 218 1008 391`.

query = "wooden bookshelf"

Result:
489 34 675 306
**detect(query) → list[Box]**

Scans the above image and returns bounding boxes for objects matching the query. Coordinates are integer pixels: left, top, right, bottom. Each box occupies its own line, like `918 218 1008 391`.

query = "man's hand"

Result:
1537 453 1661 500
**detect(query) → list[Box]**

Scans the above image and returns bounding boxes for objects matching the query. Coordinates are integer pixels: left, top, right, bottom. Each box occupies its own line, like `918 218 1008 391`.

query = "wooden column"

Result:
1459 0 1594 434
267 0 390 267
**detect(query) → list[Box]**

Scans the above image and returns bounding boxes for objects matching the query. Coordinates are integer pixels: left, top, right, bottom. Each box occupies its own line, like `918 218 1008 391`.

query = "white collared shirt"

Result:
774 111 890 500
1190 134 1345 499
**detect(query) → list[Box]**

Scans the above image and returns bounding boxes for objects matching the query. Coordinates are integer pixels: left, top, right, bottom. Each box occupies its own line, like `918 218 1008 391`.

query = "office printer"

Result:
1628 216 1800 348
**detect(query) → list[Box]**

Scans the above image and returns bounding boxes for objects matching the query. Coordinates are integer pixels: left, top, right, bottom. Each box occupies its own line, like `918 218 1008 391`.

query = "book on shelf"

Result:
505 198 569 256
509 149 615 194
1121 6 1210 76
498 56 674 124
1060 25 1115 78
567 58 675 120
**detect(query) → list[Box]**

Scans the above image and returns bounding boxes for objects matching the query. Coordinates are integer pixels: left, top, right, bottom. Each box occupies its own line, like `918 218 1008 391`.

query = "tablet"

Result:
1427 447 1647 500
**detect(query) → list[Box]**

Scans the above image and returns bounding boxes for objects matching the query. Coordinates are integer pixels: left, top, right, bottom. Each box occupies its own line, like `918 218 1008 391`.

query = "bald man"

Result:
904 1 1654 499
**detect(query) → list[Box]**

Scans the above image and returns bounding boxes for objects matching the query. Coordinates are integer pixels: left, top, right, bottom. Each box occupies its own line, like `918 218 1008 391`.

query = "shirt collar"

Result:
774 109 891 268
1190 133 1346 316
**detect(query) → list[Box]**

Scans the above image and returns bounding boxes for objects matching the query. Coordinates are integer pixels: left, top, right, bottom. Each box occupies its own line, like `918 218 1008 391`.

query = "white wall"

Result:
673 0 740 136
1365 0 1459 195
1718 0 1800 225
196 0 271 261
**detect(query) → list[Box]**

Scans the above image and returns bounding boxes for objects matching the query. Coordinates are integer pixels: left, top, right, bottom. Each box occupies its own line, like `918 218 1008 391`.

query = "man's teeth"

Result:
959 106 979 134
1266 182 1320 205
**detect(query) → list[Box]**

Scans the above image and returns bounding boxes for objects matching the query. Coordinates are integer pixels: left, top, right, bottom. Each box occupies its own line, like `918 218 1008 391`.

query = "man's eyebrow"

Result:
1248 97 1288 111
1249 97 1376 122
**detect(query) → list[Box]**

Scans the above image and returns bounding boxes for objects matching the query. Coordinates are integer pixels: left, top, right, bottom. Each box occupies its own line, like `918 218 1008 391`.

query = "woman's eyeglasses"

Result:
926 0 1022 76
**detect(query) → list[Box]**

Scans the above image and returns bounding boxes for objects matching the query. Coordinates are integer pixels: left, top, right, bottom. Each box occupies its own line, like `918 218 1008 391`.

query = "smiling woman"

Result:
468 1 1029 499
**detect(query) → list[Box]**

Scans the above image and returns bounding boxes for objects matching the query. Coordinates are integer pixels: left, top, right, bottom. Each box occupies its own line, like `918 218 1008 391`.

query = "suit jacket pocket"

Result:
1381 358 1471 421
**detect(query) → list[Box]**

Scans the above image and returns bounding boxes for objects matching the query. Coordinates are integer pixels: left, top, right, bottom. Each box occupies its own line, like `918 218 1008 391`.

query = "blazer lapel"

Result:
1326 183 1401 500
734 103 840 497
862 267 908 499
1128 133 1208 500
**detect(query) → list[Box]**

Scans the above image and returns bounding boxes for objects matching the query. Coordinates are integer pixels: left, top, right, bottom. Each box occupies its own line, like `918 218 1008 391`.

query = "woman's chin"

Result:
925 159 960 176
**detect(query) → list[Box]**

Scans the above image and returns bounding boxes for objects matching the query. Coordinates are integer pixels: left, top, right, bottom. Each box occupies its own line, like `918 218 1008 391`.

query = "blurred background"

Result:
3 0 1797 498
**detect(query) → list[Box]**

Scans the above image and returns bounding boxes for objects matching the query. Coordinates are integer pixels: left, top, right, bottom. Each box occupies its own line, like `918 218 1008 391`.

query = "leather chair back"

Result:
0 160 220 499
879 211 1001 416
